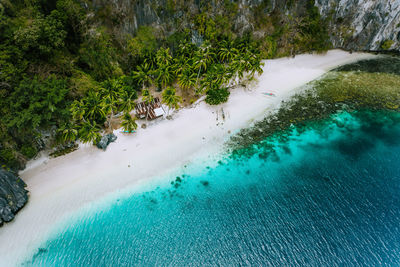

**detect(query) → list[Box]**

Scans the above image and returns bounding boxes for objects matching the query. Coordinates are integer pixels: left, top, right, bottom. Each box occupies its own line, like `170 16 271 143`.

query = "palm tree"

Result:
177 42 195 58
194 41 216 85
84 91 106 121
70 99 86 121
194 57 208 82
121 112 138 133
132 63 153 89
248 54 264 80
200 71 219 94
119 91 137 113
218 40 238 63
199 64 228 93
162 87 182 115
102 79 122 103
155 65 174 89
102 95 119 132
177 67 197 90
156 47 173 67
141 89 154 105
210 64 228 88
100 82 123 132
173 56 192 76
228 52 250 86
58 123 78 143
78 120 101 144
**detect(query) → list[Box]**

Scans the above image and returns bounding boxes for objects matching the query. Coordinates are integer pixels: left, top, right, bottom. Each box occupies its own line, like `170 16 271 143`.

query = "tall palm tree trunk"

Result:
108 109 114 132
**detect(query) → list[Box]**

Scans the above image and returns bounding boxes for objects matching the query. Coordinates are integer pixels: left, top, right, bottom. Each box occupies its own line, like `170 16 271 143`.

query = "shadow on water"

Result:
329 110 400 159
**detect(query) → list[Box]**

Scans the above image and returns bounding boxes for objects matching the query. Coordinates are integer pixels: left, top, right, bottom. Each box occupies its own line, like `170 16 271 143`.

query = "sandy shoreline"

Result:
0 50 376 265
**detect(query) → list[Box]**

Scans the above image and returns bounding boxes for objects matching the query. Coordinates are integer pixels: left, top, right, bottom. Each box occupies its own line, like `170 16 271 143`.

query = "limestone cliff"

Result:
316 0 400 50
91 0 400 51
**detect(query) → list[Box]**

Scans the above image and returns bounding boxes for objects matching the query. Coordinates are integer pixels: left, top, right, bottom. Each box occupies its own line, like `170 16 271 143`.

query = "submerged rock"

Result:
96 134 117 151
0 169 29 226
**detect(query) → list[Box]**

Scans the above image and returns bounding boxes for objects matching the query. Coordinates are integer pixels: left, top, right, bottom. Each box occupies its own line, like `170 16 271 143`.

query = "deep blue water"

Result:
28 110 400 266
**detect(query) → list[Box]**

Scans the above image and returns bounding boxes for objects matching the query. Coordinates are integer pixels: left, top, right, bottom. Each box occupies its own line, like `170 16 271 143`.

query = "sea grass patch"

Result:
228 58 400 156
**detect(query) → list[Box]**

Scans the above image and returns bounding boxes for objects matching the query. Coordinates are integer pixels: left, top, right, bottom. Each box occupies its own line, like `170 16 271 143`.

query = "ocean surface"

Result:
27 109 400 266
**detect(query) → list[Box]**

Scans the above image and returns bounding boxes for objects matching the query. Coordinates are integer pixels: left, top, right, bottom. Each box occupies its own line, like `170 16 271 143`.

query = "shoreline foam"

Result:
0 50 376 266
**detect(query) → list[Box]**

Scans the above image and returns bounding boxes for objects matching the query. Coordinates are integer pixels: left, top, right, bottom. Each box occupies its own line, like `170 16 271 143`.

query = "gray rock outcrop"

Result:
316 0 400 51
0 169 28 226
96 133 118 151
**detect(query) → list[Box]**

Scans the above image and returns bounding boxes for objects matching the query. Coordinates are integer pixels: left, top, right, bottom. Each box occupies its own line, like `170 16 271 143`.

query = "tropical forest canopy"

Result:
0 0 330 170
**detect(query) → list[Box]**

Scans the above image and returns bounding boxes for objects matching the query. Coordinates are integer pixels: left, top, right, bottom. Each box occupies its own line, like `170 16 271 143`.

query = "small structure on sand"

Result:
135 97 165 120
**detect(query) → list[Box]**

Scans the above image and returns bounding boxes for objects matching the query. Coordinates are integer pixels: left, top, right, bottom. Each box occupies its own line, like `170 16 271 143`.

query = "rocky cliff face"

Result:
0 169 28 226
316 0 400 51
91 0 399 51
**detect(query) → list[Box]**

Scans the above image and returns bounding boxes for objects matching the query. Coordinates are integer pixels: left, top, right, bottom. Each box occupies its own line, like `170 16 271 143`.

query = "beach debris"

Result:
262 92 276 97
96 133 117 151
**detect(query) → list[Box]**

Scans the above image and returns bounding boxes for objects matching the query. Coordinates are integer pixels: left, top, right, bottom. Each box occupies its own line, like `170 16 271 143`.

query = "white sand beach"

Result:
0 50 376 265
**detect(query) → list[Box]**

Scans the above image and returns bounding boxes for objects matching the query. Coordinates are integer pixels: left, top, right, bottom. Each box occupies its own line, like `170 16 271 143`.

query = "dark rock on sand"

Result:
0 169 29 226
96 134 117 151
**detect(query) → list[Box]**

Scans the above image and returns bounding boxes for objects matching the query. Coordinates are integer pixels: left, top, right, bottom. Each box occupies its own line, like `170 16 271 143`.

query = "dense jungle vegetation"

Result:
0 0 330 170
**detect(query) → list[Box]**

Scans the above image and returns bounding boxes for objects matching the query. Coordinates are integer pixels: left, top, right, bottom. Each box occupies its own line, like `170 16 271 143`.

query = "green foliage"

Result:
260 36 277 59
298 0 331 52
58 123 78 143
162 87 182 113
70 70 101 96
78 28 121 81
20 144 38 158
78 120 101 144
13 11 67 56
142 89 154 105
5 75 70 130
205 87 230 105
121 113 137 133
132 63 154 89
381 40 394 50
127 26 158 62
0 148 20 170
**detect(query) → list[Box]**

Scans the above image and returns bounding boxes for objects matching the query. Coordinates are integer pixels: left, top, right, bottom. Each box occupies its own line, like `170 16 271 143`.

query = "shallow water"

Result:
27 110 400 266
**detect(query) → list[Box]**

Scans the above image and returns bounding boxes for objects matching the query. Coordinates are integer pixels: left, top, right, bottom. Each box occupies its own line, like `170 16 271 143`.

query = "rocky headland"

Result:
0 169 28 226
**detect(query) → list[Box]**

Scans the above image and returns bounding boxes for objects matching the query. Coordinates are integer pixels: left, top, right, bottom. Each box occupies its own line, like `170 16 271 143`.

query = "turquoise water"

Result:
27 110 400 266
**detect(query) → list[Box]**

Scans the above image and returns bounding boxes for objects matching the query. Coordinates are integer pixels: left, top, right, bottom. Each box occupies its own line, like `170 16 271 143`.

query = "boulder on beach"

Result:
0 169 29 226
96 134 117 151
